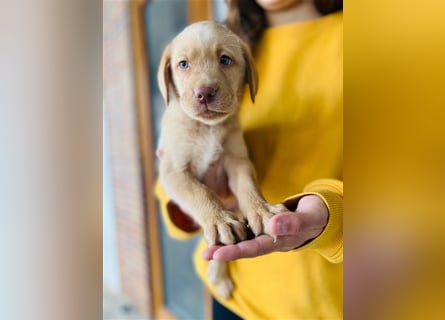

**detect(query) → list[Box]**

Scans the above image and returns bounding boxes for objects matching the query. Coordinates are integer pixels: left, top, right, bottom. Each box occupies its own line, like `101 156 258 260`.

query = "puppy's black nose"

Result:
194 86 217 104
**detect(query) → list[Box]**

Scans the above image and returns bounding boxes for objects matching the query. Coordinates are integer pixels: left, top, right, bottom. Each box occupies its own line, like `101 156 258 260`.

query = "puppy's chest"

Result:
190 132 226 178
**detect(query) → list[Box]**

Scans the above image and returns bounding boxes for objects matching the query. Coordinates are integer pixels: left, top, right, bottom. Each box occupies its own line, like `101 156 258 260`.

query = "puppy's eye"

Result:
219 55 233 66
178 60 190 69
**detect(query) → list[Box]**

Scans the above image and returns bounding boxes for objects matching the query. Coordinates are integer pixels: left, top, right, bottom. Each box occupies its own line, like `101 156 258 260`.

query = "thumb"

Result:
267 212 302 236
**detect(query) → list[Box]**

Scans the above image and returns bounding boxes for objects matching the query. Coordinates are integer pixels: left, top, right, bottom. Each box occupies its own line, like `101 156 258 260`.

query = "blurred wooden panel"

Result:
188 0 213 23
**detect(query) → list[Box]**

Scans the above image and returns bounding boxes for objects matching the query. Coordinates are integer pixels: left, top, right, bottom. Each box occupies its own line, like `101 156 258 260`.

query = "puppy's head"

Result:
157 21 258 125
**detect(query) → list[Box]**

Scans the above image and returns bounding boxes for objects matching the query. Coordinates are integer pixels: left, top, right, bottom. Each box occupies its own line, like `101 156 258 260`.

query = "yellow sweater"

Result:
156 12 343 319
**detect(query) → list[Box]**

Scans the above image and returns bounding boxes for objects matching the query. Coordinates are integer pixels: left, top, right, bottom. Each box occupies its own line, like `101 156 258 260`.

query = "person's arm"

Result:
283 179 343 263
202 179 343 264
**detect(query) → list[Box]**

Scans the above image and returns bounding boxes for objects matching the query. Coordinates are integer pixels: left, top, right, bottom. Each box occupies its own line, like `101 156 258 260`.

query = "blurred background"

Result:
3 1 445 320
103 1 227 319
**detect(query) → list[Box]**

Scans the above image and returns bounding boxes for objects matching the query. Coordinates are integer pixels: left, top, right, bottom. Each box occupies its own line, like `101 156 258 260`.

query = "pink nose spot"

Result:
156 149 163 159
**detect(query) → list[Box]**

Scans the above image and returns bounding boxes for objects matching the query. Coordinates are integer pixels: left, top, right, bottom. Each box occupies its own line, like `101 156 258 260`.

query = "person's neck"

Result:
265 1 322 27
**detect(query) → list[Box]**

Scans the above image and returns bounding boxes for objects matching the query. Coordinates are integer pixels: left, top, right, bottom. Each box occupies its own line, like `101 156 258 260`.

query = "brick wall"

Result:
103 1 151 316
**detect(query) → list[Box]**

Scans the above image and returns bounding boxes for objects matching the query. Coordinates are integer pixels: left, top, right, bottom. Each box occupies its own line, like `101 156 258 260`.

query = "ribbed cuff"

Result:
283 179 343 263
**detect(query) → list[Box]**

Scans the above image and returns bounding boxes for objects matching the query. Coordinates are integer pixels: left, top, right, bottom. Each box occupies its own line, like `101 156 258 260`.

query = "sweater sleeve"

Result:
154 179 202 240
282 179 343 264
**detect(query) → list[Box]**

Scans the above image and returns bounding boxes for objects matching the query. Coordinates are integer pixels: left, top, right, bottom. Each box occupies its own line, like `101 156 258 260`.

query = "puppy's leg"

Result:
160 163 247 245
207 260 233 299
224 157 287 238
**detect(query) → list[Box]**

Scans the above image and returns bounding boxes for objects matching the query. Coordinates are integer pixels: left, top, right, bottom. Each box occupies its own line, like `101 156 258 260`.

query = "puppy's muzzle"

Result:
194 86 217 105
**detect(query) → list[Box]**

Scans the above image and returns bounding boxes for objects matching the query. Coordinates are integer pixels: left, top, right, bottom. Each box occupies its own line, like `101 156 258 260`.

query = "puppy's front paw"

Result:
263 203 288 242
245 203 288 238
203 211 247 245
266 203 288 216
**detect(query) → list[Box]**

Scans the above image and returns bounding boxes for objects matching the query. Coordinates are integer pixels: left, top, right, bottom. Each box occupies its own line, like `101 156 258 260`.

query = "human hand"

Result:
202 195 329 261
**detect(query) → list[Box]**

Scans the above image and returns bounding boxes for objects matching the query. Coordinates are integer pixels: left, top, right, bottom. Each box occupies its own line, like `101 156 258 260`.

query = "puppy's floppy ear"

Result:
157 44 173 105
241 41 259 103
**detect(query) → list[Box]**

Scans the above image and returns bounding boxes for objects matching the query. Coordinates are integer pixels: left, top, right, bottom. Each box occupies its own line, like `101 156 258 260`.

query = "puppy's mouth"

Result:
193 101 231 119
198 109 227 119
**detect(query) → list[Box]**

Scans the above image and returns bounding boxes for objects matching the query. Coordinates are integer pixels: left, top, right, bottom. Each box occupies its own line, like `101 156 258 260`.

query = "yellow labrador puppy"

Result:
157 21 286 298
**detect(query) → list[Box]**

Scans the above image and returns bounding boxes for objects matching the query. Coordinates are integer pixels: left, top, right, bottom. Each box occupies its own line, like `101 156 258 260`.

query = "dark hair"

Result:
226 0 343 52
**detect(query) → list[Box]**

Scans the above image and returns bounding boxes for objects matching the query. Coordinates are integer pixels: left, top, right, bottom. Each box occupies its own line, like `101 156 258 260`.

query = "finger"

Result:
212 235 276 261
296 195 329 228
202 245 224 260
267 212 303 236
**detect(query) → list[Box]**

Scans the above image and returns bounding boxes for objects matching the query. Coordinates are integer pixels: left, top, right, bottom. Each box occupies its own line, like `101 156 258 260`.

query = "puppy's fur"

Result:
157 21 286 298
